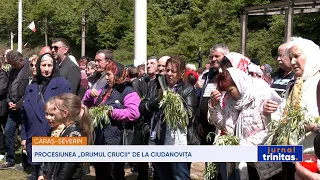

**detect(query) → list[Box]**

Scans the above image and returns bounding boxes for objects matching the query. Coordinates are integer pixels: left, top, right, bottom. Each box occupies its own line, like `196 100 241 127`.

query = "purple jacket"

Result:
82 88 140 122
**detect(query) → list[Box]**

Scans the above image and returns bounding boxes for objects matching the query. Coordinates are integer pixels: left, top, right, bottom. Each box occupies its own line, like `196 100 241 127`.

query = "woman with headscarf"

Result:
225 52 250 73
20 53 72 180
208 67 282 180
263 37 320 180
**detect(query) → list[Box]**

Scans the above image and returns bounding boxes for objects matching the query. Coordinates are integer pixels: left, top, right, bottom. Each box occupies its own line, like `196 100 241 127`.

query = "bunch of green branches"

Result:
204 132 240 179
2 64 11 72
265 105 320 145
89 105 113 129
204 162 218 180
159 89 190 131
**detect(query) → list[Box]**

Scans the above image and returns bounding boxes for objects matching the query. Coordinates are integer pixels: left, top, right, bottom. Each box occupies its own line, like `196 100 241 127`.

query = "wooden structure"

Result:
240 0 320 55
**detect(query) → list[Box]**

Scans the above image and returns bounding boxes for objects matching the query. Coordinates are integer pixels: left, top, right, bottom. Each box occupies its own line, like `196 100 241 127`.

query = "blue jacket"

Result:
21 77 71 164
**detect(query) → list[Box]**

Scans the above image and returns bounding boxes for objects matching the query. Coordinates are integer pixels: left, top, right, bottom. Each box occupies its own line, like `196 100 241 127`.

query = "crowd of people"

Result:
0 36 319 180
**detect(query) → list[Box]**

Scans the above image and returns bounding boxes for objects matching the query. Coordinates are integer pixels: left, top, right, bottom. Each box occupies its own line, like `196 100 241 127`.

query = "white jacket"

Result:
269 73 320 154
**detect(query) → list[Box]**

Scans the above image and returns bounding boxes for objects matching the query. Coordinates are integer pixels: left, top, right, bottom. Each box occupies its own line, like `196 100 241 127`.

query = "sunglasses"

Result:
50 46 64 51
30 63 36 68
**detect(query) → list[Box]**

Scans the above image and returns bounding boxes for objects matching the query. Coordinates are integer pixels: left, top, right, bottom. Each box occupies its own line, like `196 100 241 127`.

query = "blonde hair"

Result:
29 55 38 63
186 63 196 71
46 93 93 144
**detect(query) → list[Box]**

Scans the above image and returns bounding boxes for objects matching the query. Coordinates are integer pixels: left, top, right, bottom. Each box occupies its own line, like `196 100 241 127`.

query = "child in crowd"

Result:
38 93 92 180
38 102 65 180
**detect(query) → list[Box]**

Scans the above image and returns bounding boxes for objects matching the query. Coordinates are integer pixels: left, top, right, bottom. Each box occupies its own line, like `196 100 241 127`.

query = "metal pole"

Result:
17 0 23 53
134 0 147 66
81 11 86 56
44 17 48 46
285 5 293 42
197 47 202 68
240 14 248 55
10 32 14 50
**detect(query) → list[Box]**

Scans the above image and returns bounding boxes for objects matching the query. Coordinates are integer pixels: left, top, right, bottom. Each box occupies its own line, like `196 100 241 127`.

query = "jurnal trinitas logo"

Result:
257 145 303 162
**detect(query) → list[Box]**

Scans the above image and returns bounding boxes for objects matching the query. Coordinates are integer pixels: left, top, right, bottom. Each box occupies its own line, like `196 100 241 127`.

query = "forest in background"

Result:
0 0 320 67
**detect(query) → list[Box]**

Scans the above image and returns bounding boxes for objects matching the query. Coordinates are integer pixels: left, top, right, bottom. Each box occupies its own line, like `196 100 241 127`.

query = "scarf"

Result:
51 124 65 137
225 52 250 74
280 38 320 148
228 67 281 180
94 87 113 107
283 37 320 111
227 68 255 139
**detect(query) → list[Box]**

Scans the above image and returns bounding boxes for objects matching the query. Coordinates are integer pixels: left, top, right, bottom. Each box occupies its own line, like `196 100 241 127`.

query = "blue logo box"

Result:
257 145 303 162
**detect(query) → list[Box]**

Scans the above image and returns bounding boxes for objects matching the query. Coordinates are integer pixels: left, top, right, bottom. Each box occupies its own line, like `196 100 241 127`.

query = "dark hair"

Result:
217 70 236 91
6 50 23 62
96 49 114 61
220 56 233 70
187 74 197 86
137 64 145 71
166 56 186 78
127 66 138 79
79 56 90 65
251 57 261 66
148 56 157 61
52 38 70 49
197 67 204 75
35 53 58 84
80 56 91 62
46 93 93 144
105 61 126 85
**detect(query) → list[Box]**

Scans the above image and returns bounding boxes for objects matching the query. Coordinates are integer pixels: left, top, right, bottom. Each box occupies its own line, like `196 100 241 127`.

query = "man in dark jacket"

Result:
91 49 125 91
0 51 30 169
0 61 9 160
195 44 229 145
138 56 161 180
51 38 81 96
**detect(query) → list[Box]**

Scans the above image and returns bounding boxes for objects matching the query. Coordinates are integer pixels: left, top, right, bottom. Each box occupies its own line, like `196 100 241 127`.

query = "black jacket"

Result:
7 59 30 110
150 81 197 145
0 69 8 116
196 67 219 143
57 56 81 95
44 123 89 180
138 75 163 122
131 78 140 93
176 82 197 126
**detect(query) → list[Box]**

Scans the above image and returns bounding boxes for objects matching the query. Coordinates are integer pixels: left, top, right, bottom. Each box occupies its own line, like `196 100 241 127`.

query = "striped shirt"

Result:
271 71 295 98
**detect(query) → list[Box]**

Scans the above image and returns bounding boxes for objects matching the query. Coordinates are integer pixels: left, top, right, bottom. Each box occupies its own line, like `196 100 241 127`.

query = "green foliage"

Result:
204 162 218 180
204 132 240 179
159 90 190 131
89 105 113 129
266 105 320 145
1 0 320 67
